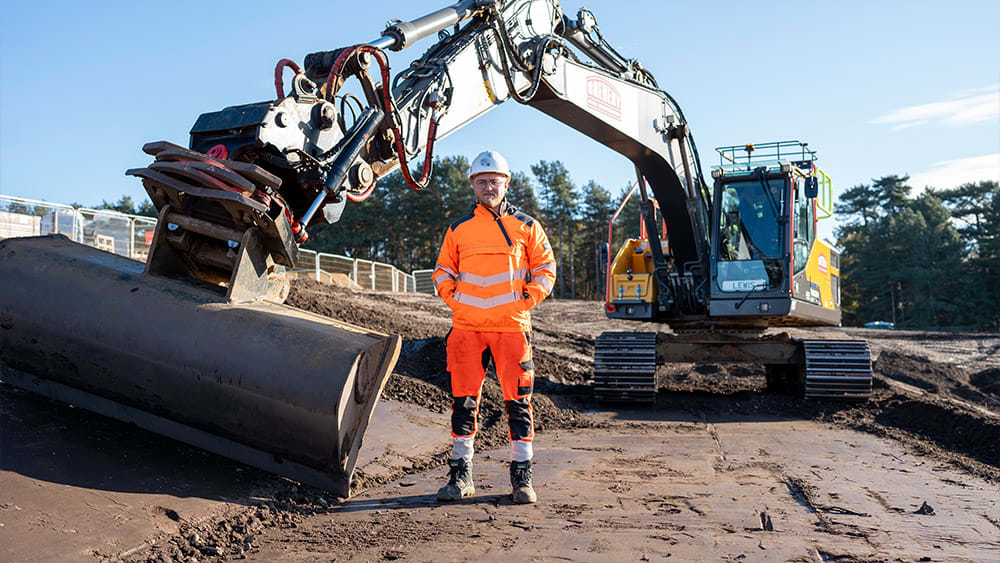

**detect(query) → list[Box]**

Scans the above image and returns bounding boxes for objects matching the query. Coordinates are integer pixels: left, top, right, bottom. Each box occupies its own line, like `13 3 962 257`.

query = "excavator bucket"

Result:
0 235 400 497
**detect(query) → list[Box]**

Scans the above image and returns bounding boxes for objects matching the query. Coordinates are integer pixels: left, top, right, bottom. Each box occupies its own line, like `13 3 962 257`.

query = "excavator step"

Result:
801 340 873 400
593 332 657 403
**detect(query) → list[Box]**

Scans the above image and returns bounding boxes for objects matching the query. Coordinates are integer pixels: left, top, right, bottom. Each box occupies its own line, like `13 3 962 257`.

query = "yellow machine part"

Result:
609 238 668 303
804 239 839 311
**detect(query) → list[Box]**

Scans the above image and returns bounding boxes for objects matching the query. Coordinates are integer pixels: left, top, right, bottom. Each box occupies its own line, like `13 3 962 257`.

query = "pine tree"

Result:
874 175 912 215
938 180 1000 329
576 180 614 299
531 160 577 298
836 183 882 229
507 171 540 218
837 175 971 329
99 195 157 217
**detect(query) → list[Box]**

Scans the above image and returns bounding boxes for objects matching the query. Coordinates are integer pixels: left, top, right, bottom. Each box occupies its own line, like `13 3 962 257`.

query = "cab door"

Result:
708 172 794 317
790 176 842 325
792 176 818 304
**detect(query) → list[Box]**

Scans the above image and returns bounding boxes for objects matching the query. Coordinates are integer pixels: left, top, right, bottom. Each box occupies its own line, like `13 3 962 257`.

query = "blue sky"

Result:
2 0 998 242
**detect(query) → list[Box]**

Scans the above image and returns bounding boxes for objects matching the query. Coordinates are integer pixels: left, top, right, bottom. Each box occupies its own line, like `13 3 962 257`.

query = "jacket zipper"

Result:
484 203 514 247
483 203 525 302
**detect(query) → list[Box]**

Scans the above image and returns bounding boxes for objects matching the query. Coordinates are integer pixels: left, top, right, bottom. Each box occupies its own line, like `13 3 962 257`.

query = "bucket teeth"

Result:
148 160 252 196
144 142 281 189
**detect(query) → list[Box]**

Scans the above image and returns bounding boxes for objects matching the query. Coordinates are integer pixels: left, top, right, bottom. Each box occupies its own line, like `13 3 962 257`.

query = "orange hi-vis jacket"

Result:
434 202 556 332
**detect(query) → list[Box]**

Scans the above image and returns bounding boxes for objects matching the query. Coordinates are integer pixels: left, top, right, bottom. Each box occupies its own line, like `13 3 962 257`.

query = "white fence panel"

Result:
78 208 133 257
354 259 374 290
296 248 318 269
318 253 355 278
132 217 158 261
373 263 395 292
0 195 81 240
413 269 437 294
2 194 429 293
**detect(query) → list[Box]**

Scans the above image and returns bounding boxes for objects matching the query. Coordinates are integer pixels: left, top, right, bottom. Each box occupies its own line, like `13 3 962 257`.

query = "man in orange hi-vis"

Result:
433 150 556 504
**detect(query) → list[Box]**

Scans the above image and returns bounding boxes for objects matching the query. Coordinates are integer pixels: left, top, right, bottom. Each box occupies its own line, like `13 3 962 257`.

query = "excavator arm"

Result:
127 0 712 313
346 0 714 283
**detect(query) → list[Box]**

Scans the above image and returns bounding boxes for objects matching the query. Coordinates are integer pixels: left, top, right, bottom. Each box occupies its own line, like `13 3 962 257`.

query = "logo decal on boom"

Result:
586 76 622 121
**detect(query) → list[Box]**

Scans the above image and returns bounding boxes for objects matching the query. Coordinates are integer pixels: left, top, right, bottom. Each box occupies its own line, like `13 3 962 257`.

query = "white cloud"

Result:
870 86 999 130
909 153 1000 191
949 84 1000 98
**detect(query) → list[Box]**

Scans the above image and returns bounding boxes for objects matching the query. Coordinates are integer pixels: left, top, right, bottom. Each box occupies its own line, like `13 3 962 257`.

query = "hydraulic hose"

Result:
321 44 437 191
274 58 303 99
297 106 385 229
326 106 386 202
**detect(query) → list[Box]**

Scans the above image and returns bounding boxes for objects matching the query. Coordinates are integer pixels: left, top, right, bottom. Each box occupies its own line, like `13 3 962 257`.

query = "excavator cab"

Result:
708 141 841 327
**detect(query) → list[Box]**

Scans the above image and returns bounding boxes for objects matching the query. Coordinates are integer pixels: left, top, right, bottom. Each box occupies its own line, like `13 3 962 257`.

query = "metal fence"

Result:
413 269 437 295
2 193 422 293
294 249 418 293
1 195 154 260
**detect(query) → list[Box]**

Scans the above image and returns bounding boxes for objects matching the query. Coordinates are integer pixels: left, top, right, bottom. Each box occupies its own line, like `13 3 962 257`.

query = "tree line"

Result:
71 157 642 303
837 176 999 331
80 157 999 331
305 155 642 301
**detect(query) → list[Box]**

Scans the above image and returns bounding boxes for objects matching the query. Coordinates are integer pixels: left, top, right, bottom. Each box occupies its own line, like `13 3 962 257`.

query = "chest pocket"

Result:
457 245 526 290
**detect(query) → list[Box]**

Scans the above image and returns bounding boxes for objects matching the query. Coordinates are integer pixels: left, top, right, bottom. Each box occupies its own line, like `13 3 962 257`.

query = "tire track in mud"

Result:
781 476 877 546
861 487 905 514
706 423 727 464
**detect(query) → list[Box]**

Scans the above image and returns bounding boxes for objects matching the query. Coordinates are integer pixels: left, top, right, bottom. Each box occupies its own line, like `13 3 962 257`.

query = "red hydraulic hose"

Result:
323 45 436 192
274 58 303 99
346 181 376 202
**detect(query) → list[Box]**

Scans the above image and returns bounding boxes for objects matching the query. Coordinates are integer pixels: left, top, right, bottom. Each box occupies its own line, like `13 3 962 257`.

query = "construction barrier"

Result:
412 269 437 295
294 249 417 293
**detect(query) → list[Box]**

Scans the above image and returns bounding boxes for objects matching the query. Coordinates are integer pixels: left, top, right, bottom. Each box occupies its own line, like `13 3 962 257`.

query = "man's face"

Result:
472 172 509 210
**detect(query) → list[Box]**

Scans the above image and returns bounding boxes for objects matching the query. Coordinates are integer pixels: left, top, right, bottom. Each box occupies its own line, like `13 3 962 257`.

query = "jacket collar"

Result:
473 199 515 217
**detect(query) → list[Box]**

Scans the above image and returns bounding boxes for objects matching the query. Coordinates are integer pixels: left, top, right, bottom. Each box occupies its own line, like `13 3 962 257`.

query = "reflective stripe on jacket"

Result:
433 202 556 332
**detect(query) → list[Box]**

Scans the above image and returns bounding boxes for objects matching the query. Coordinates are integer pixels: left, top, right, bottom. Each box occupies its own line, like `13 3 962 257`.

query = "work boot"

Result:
437 458 474 501
509 460 537 504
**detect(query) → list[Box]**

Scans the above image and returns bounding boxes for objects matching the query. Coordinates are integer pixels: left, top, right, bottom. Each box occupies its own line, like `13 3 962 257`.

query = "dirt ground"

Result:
2 279 999 561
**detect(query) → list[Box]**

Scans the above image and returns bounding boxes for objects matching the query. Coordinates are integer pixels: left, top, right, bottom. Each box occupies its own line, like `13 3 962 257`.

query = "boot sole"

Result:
511 489 537 504
436 485 475 502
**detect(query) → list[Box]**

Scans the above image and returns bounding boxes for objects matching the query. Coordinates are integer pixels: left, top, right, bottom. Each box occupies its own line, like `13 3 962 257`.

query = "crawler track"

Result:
593 331 657 403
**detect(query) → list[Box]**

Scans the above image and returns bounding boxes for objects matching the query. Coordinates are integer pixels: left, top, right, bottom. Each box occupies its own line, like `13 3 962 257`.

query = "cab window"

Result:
793 178 816 273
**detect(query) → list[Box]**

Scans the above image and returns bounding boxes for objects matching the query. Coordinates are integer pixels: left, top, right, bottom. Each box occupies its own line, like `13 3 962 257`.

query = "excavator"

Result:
596 141 872 402
0 0 870 497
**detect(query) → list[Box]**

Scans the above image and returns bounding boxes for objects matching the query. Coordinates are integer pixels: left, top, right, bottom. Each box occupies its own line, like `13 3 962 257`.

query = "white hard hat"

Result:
469 150 510 179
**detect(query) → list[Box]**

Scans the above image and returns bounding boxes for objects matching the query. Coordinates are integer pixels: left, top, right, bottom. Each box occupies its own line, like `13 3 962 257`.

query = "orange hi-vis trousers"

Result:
447 328 534 444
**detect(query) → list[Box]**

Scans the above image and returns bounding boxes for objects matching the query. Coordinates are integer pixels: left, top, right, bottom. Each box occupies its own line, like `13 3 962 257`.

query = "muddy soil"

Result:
4 279 998 561
286 281 1000 481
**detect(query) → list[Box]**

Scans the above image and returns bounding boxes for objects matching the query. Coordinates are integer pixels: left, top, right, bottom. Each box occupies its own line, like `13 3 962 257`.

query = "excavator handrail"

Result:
605 182 638 308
